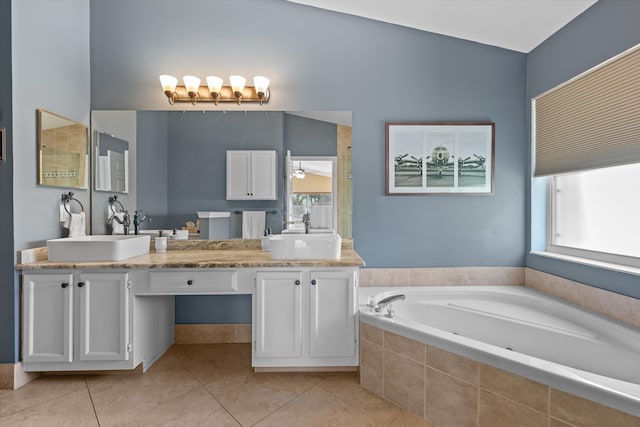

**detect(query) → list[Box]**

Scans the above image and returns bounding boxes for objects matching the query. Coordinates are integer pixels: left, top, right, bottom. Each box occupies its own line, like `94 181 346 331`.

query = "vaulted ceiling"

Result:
287 0 598 52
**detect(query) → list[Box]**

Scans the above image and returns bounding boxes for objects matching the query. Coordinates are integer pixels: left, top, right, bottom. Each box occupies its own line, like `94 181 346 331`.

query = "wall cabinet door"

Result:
255 271 303 358
23 273 74 363
226 150 277 200
78 273 130 361
308 270 356 358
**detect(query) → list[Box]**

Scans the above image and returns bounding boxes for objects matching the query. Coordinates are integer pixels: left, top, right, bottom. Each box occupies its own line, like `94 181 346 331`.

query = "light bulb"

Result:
159 75 178 92
183 76 201 94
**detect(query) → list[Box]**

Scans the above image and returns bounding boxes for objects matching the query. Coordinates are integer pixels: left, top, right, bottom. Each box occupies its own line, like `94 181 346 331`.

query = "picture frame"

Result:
385 122 495 195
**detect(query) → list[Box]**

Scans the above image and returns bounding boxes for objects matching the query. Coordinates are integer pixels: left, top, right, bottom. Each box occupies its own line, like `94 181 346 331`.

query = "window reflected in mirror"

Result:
286 157 337 233
37 109 88 189
94 131 129 193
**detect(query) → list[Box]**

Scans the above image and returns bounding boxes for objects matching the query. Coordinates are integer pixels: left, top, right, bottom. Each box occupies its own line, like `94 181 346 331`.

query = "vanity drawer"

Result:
148 270 237 293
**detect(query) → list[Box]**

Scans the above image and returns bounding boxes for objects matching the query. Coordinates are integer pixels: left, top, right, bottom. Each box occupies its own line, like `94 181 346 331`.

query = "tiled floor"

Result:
0 344 436 426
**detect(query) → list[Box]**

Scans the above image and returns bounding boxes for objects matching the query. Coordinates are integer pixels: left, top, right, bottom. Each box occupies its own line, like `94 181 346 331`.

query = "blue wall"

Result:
0 0 15 363
5 0 91 364
137 111 169 221
90 0 528 269
526 0 640 298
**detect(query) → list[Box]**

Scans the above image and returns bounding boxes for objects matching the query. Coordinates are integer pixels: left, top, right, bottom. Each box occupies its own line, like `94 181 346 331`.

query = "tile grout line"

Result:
247 386 319 427
84 377 102 427
199 383 243 427
0 377 88 421
321 386 399 427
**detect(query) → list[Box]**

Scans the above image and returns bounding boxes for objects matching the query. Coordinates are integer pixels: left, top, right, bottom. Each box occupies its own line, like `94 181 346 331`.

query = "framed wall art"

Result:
385 122 495 195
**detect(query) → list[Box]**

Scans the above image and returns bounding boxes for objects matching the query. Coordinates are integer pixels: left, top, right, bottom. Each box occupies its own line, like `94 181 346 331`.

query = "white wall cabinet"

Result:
23 272 133 369
226 150 277 200
253 268 358 368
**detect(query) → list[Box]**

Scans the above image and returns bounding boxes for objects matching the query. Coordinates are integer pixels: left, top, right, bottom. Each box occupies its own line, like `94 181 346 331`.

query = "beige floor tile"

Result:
0 388 98 427
0 343 469 427
170 343 253 384
312 372 403 425
87 360 201 426
0 375 87 418
254 386 379 427
389 412 438 427
116 386 240 427
205 370 316 426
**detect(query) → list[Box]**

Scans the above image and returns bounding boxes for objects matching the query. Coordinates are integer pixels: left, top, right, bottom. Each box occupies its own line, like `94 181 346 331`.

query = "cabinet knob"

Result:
311 279 317 285
77 282 85 288
294 280 300 286
187 280 193 286
61 282 69 288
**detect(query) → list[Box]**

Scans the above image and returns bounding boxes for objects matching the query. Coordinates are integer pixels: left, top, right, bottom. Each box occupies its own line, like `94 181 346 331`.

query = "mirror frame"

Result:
37 108 89 189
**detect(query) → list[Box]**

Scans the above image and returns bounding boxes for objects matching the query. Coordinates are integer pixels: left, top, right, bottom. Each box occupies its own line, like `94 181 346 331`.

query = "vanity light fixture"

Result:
159 74 270 106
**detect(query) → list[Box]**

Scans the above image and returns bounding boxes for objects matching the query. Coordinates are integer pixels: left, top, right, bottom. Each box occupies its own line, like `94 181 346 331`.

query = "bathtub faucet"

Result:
373 294 406 313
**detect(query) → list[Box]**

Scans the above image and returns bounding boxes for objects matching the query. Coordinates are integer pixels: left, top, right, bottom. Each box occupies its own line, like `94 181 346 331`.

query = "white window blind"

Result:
533 44 640 177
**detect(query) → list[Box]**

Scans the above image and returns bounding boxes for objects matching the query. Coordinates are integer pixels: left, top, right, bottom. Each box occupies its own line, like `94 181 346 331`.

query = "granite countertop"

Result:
16 238 365 270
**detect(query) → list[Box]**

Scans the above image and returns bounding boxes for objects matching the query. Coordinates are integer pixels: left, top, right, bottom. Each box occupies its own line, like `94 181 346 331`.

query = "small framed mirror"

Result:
94 131 129 193
37 109 89 189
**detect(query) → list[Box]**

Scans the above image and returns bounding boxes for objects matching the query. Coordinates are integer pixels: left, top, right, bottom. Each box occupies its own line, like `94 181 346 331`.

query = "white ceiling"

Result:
286 0 598 53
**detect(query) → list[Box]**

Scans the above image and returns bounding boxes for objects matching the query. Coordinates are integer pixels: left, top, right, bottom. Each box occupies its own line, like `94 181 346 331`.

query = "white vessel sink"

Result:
269 233 341 260
47 235 151 262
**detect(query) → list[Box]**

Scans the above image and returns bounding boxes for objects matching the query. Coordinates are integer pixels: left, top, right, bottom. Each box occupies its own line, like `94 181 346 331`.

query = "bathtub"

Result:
359 286 640 417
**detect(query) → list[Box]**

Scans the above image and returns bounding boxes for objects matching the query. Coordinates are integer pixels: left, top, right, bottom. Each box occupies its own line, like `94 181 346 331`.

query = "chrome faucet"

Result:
373 294 406 313
109 210 131 235
302 212 311 234
133 210 152 235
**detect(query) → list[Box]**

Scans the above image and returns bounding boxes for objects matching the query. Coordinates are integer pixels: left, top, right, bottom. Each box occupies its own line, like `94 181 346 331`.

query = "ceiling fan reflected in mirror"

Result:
293 161 306 179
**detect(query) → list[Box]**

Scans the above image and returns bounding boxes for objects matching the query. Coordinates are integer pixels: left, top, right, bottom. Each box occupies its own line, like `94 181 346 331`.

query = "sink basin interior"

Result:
269 233 341 260
47 235 151 262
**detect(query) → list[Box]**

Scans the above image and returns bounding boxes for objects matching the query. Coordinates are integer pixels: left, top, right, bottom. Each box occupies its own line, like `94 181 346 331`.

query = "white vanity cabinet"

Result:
253 268 358 368
22 271 135 370
226 150 277 200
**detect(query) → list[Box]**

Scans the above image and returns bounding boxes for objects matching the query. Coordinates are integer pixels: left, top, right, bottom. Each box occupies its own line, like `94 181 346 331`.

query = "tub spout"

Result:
374 294 405 313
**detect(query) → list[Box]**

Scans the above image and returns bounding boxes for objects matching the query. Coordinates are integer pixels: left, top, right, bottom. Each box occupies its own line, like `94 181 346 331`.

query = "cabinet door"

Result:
23 273 74 363
226 151 251 200
308 270 356 358
250 151 277 200
77 273 130 361
255 271 303 358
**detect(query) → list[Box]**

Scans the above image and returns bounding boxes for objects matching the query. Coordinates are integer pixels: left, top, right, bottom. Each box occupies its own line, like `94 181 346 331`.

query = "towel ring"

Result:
108 195 125 214
61 192 84 215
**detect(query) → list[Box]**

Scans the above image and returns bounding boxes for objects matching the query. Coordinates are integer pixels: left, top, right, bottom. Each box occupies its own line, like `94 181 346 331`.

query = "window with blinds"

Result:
533 44 640 177
534 43 640 269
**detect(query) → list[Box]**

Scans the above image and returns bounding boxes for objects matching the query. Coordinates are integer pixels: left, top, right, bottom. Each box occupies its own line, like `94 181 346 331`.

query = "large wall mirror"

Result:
37 109 89 189
94 131 129 193
92 110 352 237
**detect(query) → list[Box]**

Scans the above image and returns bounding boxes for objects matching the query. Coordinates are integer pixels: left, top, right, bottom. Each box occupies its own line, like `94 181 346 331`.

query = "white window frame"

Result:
545 174 640 271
